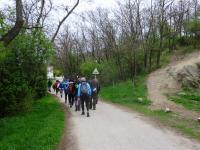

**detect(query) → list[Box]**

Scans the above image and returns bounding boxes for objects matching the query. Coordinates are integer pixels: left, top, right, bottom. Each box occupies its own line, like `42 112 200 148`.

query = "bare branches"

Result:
36 0 45 25
51 0 80 42
0 0 24 45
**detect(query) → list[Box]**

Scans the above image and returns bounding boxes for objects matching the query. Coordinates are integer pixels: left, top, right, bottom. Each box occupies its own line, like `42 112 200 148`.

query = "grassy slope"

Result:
170 90 200 112
100 76 200 140
0 94 65 150
101 76 150 106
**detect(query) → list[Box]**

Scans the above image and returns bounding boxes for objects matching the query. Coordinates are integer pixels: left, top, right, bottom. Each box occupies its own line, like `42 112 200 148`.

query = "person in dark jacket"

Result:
74 77 80 111
63 79 69 104
55 80 60 95
48 79 52 92
90 77 100 110
68 79 75 108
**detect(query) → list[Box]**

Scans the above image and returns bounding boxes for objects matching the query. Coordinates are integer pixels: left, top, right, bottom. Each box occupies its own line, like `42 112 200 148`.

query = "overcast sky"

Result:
0 0 118 30
0 0 118 12
50 0 118 21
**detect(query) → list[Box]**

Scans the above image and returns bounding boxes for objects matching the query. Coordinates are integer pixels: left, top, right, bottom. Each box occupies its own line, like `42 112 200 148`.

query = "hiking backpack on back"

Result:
68 84 74 94
81 82 88 95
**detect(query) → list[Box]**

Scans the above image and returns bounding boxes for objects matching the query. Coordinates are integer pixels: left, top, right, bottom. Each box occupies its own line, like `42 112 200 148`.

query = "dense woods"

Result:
55 0 200 85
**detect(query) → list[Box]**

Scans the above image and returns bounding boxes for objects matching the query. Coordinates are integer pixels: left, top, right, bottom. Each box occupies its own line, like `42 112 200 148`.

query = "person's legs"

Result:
74 96 78 111
77 97 80 111
85 95 90 117
69 94 73 107
48 86 51 92
56 88 59 95
60 89 63 98
89 96 92 109
96 94 99 104
71 95 74 106
92 93 97 110
64 92 68 104
81 96 85 115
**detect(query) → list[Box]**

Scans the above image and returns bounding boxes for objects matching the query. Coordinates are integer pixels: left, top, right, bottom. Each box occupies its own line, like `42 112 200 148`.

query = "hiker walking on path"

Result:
59 81 65 98
48 79 52 92
75 77 81 111
68 79 75 108
54 80 60 95
90 77 100 110
64 79 69 104
77 77 92 117
52 81 56 92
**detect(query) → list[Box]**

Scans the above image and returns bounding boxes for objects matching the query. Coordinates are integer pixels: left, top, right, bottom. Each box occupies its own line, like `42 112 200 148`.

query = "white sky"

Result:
50 0 118 21
0 0 118 12
0 0 118 31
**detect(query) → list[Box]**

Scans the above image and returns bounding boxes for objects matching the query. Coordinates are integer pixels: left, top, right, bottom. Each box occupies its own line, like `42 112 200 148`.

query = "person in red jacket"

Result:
68 79 75 108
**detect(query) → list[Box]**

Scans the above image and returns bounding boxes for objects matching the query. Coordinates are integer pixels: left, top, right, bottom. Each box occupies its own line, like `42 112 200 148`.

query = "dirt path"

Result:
147 51 200 119
53 91 200 150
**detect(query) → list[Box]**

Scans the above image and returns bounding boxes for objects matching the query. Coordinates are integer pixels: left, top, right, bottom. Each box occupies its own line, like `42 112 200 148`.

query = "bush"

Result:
177 36 190 46
0 49 33 116
0 30 53 117
99 60 119 86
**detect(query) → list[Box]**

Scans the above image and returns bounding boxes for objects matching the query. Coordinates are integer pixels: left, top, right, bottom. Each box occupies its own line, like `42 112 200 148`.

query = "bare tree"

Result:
0 0 24 45
51 0 80 42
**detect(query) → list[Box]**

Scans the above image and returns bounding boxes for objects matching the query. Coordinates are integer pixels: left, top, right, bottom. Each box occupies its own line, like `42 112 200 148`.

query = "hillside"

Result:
148 50 200 119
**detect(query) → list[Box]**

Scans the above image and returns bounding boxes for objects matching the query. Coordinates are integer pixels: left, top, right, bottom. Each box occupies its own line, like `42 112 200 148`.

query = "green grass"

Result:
100 76 200 141
0 94 65 150
160 50 171 67
179 45 197 54
100 76 150 106
169 90 200 112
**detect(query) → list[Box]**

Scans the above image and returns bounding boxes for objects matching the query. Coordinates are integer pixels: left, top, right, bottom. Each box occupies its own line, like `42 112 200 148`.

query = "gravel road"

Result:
55 91 200 150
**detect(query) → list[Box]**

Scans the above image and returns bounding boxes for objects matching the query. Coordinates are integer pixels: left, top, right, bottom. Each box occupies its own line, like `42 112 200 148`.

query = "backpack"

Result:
68 84 73 94
81 82 88 95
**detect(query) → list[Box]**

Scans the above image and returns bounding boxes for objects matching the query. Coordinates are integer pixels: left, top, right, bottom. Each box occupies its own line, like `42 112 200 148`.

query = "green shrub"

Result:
0 50 33 116
177 36 190 46
0 29 53 117
99 60 119 86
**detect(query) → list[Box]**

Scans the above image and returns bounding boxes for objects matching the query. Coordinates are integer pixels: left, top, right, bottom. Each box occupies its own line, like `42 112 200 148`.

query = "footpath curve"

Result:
53 91 200 150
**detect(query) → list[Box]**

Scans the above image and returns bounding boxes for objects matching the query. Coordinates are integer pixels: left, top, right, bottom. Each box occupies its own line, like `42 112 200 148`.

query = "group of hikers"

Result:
48 76 100 117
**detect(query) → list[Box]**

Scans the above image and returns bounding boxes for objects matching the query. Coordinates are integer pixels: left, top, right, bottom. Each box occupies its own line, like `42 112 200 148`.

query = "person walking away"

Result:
90 77 100 110
59 81 65 98
77 77 92 117
88 80 93 109
48 79 52 92
74 78 80 111
55 80 60 95
53 81 56 92
68 80 75 108
64 79 69 104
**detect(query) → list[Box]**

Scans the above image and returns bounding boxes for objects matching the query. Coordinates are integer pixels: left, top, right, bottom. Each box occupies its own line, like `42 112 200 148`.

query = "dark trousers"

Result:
74 96 80 110
91 93 98 109
64 92 68 104
81 94 89 113
48 86 51 92
68 93 74 106
56 88 59 95
60 89 63 98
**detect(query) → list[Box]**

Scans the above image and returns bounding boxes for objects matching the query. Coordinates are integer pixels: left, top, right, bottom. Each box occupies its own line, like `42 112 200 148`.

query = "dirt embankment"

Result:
147 51 200 119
